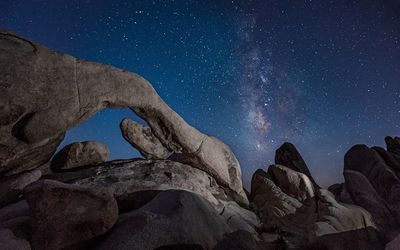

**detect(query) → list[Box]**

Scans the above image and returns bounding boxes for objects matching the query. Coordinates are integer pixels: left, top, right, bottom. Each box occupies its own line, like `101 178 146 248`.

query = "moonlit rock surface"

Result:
0 30 246 204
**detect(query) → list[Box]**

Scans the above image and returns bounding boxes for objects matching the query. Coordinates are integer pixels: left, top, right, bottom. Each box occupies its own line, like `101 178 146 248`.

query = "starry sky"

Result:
1 0 399 187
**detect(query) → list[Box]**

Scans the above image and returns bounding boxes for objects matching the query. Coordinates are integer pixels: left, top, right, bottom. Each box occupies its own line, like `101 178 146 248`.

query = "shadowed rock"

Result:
0 170 41 206
343 143 400 241
96 190 231 250
24 180 118 250
0 229 31 250
50 141 109 172
0 30 246 203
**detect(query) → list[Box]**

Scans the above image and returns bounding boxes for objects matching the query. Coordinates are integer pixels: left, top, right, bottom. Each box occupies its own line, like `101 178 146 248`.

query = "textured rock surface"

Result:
0 169 41 206
0 229 31 250
0 30 246 203
53 159 229 206
120 118 170 159
96 190 230 250
50 141 109 172
24 180 118 250
45 159 259 234
251 165 376 246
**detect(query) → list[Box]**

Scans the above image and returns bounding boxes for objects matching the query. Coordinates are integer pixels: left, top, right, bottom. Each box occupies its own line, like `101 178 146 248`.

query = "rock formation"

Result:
1 29 399 249
0 29 246 203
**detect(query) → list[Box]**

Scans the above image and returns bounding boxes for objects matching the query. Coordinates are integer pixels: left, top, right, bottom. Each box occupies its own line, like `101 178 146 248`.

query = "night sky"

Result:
1 0 399 187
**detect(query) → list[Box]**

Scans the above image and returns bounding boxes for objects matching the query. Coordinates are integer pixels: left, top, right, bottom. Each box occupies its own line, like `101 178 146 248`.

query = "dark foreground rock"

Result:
24 180 118 250
95 190 231 250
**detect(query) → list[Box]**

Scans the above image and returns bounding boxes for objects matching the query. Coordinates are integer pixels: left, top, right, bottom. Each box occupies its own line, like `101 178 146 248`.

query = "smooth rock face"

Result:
0 169 41 206
0 30 246 203
24 180 118 250
0 229 31 250
50 141 109 172
120 118 170 159
251 165 377 247
96 190 231 250
275 142 319 188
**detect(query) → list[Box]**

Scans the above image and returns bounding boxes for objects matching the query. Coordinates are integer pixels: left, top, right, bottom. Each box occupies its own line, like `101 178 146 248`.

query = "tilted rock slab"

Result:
0 30 246 204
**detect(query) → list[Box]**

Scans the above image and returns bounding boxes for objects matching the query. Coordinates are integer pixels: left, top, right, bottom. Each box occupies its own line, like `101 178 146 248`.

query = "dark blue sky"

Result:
1 0 399 187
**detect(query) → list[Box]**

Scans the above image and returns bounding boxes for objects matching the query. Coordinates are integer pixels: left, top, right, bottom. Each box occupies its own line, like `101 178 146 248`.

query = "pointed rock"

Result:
275 142 319 188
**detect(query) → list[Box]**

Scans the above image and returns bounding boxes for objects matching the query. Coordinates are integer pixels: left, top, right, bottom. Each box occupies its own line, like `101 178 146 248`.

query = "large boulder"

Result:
96 190 231 250
50 141 109 172
251 165 379 247
0 169 41 206
120 118 170 159
0 30 246 204
24 180 118 250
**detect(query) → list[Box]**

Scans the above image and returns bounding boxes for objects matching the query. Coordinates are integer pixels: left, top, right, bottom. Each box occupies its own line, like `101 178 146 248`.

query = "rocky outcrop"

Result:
0 30 246 203
251 164 380 247
340 141 400 241
120 118 171 159
50 141 109 172
0 170 41 206
24 180 118 250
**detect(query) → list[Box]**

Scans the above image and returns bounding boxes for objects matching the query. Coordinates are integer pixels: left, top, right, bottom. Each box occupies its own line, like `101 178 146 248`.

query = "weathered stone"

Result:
0 169 41 206
0 30 246 203
50 141 109 172
24 180 118 250
0 229 31 250
120 118 170 159
96 190 231 250
62 159 229 206
275 142 319 188
251 165 376 247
